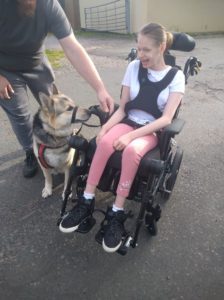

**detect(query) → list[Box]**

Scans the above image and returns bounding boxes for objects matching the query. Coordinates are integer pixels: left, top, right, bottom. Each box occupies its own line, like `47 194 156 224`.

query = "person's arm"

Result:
59 33 114 114
113 92 183 150
0 75 14 99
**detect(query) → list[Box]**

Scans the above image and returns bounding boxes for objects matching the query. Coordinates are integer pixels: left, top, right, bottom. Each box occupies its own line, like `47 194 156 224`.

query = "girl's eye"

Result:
138 48 151 53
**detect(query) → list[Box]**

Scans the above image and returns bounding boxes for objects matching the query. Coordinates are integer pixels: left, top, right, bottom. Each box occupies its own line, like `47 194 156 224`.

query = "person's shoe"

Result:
59 197 95 233
102 208 127 253
23 149 38 178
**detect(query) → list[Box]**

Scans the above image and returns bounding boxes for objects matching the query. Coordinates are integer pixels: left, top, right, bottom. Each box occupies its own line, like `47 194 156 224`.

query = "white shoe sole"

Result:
59 223 79 233
102 239 122 253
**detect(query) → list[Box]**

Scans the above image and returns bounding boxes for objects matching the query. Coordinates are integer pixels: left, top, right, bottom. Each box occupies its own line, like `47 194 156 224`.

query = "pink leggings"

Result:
87 123 158 197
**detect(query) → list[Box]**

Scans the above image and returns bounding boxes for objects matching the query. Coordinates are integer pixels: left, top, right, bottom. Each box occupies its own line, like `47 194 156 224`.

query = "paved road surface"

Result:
0 34 224 300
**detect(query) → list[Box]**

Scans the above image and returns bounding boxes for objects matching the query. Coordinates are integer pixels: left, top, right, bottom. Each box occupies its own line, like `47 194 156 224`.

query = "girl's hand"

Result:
113 132 133 151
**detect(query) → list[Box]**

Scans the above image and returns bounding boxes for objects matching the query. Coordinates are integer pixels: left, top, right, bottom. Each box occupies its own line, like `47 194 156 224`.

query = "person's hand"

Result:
96 126 108 145
97 88 114 114
0 75 14 99
113 132 133 151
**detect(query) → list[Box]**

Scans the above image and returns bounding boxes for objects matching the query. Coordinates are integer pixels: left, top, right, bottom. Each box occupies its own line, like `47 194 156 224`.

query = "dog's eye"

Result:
66 106 74 111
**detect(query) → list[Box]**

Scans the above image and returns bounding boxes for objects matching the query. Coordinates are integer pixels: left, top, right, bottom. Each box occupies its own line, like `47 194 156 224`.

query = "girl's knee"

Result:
97 136 114 153
123 144 141 161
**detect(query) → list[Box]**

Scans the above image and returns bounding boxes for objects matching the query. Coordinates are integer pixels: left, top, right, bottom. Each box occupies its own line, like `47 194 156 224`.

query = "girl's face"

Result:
137 34 165 70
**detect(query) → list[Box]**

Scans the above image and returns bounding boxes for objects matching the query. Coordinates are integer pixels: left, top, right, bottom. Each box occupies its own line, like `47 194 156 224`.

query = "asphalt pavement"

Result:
0 34 224 300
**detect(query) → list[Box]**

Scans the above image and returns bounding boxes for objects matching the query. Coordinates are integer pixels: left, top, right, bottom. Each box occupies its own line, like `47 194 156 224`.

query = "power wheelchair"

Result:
58 32 201 255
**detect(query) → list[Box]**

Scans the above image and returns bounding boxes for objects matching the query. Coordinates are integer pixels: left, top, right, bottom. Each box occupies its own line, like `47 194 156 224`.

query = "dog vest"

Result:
38 144 53 169
124 63 179 119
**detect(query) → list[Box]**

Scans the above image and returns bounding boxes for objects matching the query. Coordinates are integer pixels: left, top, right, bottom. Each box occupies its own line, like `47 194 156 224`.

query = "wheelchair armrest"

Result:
159 118 185 159
163 118 185 135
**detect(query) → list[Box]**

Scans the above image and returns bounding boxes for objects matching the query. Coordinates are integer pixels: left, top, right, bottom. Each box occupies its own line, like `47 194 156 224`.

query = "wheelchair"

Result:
58 32 201 255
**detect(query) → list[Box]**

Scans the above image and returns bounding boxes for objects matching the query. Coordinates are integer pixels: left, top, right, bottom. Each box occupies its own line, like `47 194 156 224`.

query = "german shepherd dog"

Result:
33 86 90 198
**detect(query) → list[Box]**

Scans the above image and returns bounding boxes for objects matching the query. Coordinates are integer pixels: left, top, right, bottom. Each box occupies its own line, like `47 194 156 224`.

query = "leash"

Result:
82 122 101 128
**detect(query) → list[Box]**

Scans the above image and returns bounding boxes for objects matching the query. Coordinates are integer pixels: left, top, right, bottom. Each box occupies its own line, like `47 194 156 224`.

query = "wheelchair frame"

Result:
58 34 201 255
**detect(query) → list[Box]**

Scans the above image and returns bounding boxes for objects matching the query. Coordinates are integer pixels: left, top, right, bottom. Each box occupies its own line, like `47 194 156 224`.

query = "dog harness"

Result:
124 63 179 119
38 144 54 169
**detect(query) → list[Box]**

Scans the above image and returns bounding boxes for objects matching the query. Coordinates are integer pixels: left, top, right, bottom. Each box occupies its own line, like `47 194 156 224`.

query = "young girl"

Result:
59 23 185 253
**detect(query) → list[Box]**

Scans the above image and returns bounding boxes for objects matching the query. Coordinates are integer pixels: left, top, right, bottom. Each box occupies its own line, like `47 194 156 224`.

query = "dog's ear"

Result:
52 83 59 95
39 92 54 114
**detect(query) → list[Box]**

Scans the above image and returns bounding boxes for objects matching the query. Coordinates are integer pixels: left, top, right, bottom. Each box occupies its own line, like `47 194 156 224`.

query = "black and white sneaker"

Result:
102 209 127 253
59 197 95 233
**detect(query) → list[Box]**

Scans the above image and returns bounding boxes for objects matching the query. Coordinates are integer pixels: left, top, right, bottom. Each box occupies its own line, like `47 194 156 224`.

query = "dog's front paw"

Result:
42 187 52 198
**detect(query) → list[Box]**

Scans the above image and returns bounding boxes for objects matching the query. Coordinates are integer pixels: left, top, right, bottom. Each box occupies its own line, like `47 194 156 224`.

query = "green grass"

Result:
45 49 65 68
75 28 224 39
74 29 136 40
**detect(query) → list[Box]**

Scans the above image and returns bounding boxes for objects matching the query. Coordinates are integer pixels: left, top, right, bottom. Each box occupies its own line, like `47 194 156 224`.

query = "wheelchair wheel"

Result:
145 213 158 236
162 147 183 200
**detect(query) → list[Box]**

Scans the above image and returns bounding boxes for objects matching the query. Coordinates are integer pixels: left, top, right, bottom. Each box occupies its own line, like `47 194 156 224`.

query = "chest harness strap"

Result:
124 63 179 119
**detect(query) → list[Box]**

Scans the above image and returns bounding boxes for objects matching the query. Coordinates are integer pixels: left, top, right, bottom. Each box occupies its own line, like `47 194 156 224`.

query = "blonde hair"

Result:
139 23 173 50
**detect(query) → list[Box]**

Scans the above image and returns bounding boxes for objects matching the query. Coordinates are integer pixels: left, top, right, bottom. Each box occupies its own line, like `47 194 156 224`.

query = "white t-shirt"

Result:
122 60 185 124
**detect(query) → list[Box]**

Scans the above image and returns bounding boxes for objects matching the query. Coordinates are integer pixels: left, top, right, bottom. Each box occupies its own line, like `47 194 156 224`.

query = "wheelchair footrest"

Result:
76 216 96 234
117 236 134 255
95 227 133 255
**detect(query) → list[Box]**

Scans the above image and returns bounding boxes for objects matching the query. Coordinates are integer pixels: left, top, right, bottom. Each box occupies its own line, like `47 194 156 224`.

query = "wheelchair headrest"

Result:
169 32 195 52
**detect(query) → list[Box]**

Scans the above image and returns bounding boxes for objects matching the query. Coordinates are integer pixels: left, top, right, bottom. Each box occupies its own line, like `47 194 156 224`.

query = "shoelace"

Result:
108 216 125 237
71 203 89 220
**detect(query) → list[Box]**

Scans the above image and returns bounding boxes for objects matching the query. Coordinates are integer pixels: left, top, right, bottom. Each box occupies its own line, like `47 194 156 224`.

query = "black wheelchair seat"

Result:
87 138 163 177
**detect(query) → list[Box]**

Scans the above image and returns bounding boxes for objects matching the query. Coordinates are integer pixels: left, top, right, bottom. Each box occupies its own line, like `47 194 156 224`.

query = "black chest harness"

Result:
124 63 179 120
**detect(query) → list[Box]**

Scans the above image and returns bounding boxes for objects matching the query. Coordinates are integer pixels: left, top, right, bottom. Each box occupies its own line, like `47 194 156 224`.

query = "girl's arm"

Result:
113 92 183 150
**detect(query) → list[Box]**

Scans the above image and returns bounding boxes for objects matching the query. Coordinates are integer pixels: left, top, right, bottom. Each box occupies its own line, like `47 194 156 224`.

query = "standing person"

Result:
0 0 114 178
59 22 185 253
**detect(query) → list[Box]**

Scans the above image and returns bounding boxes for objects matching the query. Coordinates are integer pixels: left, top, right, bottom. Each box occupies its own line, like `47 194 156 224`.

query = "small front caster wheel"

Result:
145 214 158 236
